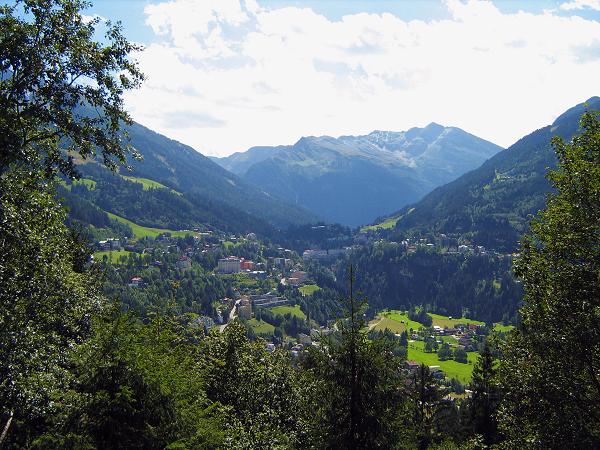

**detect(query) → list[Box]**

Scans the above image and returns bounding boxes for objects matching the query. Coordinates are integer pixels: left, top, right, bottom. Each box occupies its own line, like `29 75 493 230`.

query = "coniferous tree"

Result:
304 265 406 449
469 342 500 445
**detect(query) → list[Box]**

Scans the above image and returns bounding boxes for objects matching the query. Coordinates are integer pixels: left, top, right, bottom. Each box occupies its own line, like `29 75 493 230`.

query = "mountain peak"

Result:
552 96 600 126
425 122 445 130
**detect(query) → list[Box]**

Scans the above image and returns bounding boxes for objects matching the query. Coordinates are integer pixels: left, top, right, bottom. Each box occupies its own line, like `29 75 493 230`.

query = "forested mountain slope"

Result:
214 124 502 226
391 97 600 251
61 120 318 236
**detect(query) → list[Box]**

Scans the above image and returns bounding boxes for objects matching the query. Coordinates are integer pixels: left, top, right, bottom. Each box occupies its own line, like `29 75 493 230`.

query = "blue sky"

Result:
84 1 600 156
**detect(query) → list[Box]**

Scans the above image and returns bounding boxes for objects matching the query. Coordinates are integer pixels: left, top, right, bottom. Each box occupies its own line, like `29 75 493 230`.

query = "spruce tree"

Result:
469 342 500 445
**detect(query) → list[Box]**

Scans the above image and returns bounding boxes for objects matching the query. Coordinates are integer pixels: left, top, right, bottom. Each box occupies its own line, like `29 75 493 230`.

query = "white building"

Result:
217 257 241 273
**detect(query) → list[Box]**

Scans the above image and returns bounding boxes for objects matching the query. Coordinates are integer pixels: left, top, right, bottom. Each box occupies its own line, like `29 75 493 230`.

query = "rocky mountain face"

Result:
214 123 502 226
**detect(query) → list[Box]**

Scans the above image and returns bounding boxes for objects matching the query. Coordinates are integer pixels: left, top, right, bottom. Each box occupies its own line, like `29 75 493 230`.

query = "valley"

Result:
2 2 598 445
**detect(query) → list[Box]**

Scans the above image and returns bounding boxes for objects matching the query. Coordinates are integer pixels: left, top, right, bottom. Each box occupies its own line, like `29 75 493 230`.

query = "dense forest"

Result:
0 1 598 449
341 245 522 324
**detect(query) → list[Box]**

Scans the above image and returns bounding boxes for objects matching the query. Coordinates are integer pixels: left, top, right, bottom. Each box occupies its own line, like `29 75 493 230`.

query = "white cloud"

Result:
560 0 600 11
81 13 106 24
124 0 600 156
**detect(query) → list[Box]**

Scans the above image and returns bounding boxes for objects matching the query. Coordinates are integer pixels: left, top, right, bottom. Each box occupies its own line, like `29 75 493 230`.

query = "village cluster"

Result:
93 227 510 383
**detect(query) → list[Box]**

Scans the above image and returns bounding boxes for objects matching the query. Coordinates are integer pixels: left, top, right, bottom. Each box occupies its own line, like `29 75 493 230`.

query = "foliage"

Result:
0 170 104 447
468 342 500 446
0 0 143 177
201 322 312 448
499 110 600 447
301 266 407 449
347 245 522 323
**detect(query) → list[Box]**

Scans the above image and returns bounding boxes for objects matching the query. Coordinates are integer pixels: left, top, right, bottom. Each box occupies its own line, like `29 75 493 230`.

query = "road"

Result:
219 298 241 332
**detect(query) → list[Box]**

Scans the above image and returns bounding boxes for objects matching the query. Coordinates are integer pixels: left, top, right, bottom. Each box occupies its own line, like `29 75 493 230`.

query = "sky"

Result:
87 0 600 156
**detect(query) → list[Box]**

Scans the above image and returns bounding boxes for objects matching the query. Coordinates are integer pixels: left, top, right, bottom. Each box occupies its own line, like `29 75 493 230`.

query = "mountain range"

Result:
61 120 318 237
387 96 600 251
213 124 502 226
62 97 599 244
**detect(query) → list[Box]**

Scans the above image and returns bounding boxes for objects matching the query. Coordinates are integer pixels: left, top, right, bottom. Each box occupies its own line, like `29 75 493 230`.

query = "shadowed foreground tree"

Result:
302 265 409 449
469 342 500 446
498 110 600 447
0 0 142 445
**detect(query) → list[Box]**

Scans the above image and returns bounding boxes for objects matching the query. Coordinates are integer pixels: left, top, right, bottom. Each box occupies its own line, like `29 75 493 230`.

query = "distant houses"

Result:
302 247 350 263
176 255 192 269
97 238 121 251
217 256 257 274
128 276 144 288
250 293 290 308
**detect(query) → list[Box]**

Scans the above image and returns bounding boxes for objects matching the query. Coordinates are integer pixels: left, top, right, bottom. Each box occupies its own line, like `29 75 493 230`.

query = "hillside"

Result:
121 122 318 228
62 120 318 237
214 124 502 226
390 97 600 251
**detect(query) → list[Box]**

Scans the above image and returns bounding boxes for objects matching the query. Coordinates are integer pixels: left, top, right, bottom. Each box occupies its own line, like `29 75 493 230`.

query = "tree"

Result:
437 343 453 361
469 342 500 445
0 169 108 447
454 348 468 364
304 265 406 449
498 110 600 447
0 0 142 444
0 0 143 178
409 364 444 450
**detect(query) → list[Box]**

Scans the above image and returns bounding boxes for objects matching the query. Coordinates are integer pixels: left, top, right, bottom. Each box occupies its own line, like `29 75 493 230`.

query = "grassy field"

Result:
121 175 182 195
60 178 97 190
122 175 167 190
373 309 485 382
299 284 320 296
247 318 275 335
271 304 306 320
370 317 409 333
93 250 134 264
106 212 195 239
380 310 424 331
407 340 478 383
361 216 400 232
429 314 484 328
493 323 515 332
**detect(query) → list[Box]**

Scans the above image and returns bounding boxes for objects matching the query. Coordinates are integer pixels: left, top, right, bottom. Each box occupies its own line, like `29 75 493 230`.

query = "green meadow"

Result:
407 340 478 383
93 250 134 264
360 216 400 232
379 310 424 331
106 212 195 239
247 318 276 335
271 304 306 319
60 178 97 190
299 284 320 296
429 313 484 328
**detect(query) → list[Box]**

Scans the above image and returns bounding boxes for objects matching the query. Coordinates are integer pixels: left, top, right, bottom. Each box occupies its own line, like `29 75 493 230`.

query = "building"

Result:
303 248 350 262
429 366 445 380
248 270 267 280
217 256 242 273
197 316 215 332
290 270 308 284
405 360 420 374
98 238 120 251
251 293 290 308
272 257 292 269
128 276 143 288
302 249 328 261
240 259 255 271
176 255 192 269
